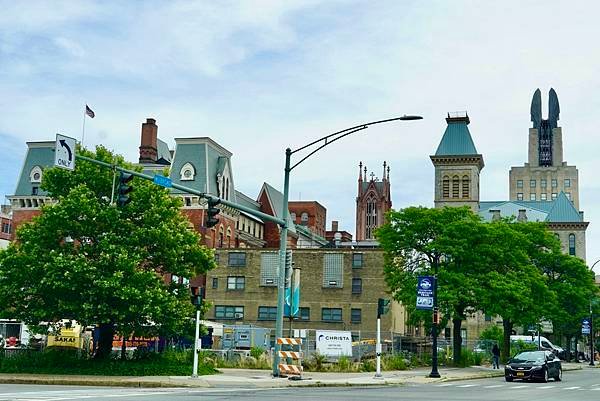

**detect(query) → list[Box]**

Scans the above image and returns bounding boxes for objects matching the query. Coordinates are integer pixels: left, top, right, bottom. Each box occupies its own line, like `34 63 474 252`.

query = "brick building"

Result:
0 207 12 249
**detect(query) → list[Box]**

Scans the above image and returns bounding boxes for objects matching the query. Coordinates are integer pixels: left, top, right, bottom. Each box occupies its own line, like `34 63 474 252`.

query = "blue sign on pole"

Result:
153 175 172 188
416 276 434 310
582 318 591 335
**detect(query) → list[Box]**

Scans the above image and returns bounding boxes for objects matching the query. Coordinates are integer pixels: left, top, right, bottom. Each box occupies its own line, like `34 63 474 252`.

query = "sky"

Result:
1 0 600 272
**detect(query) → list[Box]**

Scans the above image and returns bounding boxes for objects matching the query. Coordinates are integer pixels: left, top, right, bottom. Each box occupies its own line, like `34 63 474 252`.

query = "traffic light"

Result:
117 172 134 207
190 286 205 306
377 298 391 318
206 198 221 228
284 250 293 288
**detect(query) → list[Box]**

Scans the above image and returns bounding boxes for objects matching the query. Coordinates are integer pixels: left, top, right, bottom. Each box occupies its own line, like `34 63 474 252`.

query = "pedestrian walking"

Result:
492 344 500 369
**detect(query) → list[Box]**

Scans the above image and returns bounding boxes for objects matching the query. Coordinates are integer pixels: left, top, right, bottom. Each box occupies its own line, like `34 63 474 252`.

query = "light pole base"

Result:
374 373 383 379
428 371 441 378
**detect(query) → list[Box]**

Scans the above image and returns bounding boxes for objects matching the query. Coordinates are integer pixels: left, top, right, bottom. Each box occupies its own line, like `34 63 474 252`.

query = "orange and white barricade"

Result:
276 337 303 378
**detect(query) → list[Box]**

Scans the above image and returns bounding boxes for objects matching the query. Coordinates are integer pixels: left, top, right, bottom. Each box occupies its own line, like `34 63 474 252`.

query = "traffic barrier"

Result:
278 363 303 375
278 350 302 359
277 337 302 345
276 338 303 378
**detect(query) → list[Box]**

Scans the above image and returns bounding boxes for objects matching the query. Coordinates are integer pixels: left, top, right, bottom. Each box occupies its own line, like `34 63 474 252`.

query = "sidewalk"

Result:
0 363 585 389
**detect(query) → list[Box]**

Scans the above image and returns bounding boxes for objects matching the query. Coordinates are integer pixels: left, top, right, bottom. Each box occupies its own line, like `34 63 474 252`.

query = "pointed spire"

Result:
382 161 387 182
364 165 367 179
387 165 390 180
359 161 363 181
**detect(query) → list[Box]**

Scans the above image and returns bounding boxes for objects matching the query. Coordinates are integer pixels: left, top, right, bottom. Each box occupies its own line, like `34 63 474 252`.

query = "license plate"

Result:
517 372 524 377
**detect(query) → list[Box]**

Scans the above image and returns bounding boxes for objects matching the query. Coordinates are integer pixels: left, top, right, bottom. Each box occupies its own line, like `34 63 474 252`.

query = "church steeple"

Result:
355 162 392 241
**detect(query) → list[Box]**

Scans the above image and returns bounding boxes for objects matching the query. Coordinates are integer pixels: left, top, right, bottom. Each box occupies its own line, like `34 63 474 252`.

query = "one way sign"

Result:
54 134 76 171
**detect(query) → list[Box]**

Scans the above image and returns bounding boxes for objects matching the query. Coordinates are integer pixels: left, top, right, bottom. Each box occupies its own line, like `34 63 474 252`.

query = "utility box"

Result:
220 325 270 350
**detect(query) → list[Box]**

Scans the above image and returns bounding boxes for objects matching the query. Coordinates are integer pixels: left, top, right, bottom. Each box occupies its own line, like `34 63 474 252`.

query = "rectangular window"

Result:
516 180 523 188
569 234 576 256
323 253 343 288
322 308 342 322
215 305 244 320
228 252 246 267
212 277 218 289
299 307 310 321
258 306 277 321
529 179 536 188
352 278 362 294
227 276 245 290
540 179 547 188
566 192 571 200
351 308 362 323
214 253 220 264
551 179 558 188
551 192 558 200
517 193 523 201
352 253 363 268
540 193 547 201
260 251 278 286
484 314 492 322
564 178 571 188
530 193 536 201
32 187 39 195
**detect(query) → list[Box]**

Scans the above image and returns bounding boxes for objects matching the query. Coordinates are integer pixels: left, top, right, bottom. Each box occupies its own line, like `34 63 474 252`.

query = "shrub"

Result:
382 354 410 370
250 346 264 360
337 355 352 372
360 359 376 372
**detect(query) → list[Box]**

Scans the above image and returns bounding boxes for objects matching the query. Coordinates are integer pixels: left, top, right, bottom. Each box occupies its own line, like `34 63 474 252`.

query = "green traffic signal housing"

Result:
378 298 391 317
117 172 134 207
190 286 205 306
206 198 221 228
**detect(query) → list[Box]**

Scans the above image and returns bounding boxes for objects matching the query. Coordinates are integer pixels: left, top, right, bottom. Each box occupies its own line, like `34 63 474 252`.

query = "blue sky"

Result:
1 0 600 271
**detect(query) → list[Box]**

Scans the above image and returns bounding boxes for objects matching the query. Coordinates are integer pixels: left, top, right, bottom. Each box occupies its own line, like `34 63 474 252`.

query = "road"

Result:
0 369 597 401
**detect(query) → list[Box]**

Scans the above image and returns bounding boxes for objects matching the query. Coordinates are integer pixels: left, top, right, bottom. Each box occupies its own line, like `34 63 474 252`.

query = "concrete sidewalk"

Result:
0 363 586 389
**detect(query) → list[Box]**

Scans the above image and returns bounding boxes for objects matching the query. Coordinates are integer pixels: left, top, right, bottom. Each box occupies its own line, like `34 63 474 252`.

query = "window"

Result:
322 308 342 322
290 212 296 222
299 307 310 321
352 253 363 268
228 252 246 267
1 223 10 234
530 179 536 188
227 276 245 290
452 176 459 198
323 253 343 288
32 187 39 195
258 306 277 321
365 194 378 238
566 192 571 200
516 180 523 188
540 179 547 188
551 179 558 188
352 278 362 294
215 305 244 320
485 314 492 322
564 178 571 188
540 193 547 201
442 176 450 198
530 193 536 201
517 193 523 201
462 175 470 198
300 212 309 225
551 192 558 200
351 308 362 323
214 253 220 264
180 162 196 181
212 278 218 289
260 251 278 286
30 166 43 183
569 234 576 256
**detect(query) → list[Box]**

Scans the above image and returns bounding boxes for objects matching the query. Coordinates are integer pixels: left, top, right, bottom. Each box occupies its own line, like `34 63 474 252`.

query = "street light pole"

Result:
271 115 423 377
429 255 441 378
590 300 595 366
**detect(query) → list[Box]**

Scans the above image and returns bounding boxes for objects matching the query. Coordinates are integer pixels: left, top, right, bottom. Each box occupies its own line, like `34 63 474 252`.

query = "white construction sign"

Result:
315 330 352 358
54 134 76 171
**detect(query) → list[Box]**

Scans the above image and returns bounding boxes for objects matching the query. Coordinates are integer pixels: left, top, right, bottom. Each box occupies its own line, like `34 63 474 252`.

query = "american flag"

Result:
85 105 95 118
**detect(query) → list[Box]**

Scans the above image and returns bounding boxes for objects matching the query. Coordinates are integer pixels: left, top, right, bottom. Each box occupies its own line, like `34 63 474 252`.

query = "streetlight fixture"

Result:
272 114 423 377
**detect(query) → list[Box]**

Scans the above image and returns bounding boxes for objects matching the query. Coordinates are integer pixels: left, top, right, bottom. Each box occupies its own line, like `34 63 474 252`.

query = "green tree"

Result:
0 146 215 358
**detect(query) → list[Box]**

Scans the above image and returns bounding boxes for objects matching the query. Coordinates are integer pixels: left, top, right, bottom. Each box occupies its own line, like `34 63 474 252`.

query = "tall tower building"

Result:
509 88 580 209
430 112 484 211
355 162 392 241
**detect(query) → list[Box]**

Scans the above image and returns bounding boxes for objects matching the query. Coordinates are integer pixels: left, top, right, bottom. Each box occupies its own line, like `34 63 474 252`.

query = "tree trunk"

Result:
502 318 512 363
121 334 127 360
95 323 114 359
453 318 462 366
565 334 572 362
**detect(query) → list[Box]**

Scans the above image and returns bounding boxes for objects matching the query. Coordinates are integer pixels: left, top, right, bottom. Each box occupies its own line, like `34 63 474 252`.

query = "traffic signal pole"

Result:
375 313 382 378
192 308 201 377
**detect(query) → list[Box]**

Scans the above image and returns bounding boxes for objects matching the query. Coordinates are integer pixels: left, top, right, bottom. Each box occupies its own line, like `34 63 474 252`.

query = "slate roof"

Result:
156 139 172 165
259 182 296 233
479 192 583 223
13 142 55 196
435 118 479 156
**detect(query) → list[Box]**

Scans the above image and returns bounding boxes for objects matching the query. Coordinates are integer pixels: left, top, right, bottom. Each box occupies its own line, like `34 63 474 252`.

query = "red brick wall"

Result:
11 209 42 240
288 201 327 237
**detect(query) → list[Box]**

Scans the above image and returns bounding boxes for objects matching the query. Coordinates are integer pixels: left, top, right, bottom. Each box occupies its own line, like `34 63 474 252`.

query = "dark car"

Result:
504 350 562 382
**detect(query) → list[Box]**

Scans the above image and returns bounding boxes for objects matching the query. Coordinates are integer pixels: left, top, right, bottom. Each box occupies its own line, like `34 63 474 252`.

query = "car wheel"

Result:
555 367 562 382
505 376 513 382
542 368 549 383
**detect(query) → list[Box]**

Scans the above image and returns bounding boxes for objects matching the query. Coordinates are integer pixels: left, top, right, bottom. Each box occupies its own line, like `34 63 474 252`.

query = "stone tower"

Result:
430 112 484 211
355 162 392 240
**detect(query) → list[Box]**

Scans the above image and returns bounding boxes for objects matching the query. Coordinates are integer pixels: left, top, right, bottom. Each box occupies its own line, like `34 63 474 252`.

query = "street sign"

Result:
54 134 76 170
153 174 172 188
416 276 434 310
582 318 591 335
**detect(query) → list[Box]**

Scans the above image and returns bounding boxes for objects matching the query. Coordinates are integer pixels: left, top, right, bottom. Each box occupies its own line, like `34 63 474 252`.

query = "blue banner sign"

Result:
416 276 434 310
153 175 172 188
582 318 591 335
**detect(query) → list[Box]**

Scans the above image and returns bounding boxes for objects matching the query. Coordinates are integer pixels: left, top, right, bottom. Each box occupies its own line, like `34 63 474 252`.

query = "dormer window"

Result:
180 163 195 181
30 166 43 183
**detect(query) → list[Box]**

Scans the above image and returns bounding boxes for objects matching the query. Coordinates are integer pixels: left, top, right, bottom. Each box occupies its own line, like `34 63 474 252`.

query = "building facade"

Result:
355 161 392 241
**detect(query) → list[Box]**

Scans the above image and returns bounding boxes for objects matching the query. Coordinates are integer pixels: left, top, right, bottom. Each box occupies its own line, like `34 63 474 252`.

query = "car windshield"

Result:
511 351 545 363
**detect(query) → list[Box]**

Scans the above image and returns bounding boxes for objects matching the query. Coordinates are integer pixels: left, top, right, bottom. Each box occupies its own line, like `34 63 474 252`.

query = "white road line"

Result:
508 385 528 389
537 385 555 389
456 384 479 388
591 388 600 391
483 385 504 388
435 384 454 387
564 386 581 390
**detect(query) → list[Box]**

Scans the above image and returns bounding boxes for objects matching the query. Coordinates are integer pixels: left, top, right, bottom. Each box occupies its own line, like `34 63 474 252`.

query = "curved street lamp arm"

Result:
590 259 600 271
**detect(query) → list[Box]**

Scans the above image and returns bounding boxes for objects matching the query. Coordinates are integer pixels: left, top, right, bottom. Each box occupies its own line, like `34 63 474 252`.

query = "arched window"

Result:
218 225 224 248
452 176 460 198
300 212 309 225
365 194 378 239
462 175 470 199
568 233 576 256
442 176 450 198
180 162 195 181
30 166 43 183
290 212 296 222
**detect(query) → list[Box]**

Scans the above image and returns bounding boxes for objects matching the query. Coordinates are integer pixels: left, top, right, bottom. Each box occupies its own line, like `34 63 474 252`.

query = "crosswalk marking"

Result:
483 385 503 388
435 383 454 387
537 385 555 389
564 386 581 390
456 384 479 388
509 385 528 389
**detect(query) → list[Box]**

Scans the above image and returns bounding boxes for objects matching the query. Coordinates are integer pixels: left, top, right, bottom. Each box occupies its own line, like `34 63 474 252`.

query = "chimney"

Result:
139 118 158 163
579 211 584 220
517 209 528 222
490 209 501 221
331 220 339 232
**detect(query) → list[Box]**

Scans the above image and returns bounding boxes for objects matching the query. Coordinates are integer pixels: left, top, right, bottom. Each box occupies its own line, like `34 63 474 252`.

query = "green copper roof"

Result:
546 192 582 222
14 142 55 196
479 192 583 223
435 117 479 156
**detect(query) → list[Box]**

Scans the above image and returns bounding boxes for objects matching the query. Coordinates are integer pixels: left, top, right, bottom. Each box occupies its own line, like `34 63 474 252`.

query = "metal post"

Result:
375 316 382 378
192 309 200 378
273 148 291 377
429 256 441 378
590 301 595 366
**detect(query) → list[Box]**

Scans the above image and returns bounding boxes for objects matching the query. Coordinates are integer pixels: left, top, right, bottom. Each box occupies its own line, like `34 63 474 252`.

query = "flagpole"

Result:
81 105 87 146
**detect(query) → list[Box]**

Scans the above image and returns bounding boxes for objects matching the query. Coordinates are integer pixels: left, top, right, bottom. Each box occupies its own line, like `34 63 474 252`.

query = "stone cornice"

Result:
547 221 589 230
430 154 485 170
